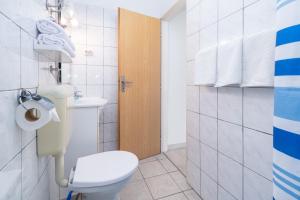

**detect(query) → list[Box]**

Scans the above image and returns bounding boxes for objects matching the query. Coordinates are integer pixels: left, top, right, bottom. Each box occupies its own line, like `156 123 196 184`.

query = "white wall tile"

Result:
243 88 274 134
87 85 103 97
200 87 217 118
199 24 217 50
199 0 218 29
21 30 38 88
74 3 86 25
104 9 117 28
104 123 118 142
201 143 217 181
218 154 243 200
187 5 201 35
244 128 273 180
86 45 104 66
87 66 103 85
104 47 117 66
87 26 103 46
244 0 276 36
219 0 243 19
0 154 21 200
218 186 236 200
104 66 118 85
218 121 243 163
186 61 195 86
72 44 87 65
187 160 201 195
104 85 118 104
104 28 117 47
0 91 21 169
199 115 217 149
187 0 201 11
201 172 217 200
187 33 199 61
71 25 87 45
244 0 260 7
87 6 103 27
187 111 200 140
186 86 200 113
218 87 243 125
104 104 118 123
71 65 86 85
29 169 50 200
218 11 243 43
0 14 21 91
22 139 38 200
244 168 273 200
187 136 200 167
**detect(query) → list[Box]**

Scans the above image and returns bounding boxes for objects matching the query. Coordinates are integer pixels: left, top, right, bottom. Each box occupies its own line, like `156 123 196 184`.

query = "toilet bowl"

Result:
68 151 139 200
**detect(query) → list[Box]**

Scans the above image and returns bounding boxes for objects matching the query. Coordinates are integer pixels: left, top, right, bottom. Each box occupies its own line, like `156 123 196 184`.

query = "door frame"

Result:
161 0 186 152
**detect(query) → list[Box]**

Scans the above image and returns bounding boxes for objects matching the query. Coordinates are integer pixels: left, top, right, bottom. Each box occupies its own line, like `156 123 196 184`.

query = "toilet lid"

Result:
72 151 138 188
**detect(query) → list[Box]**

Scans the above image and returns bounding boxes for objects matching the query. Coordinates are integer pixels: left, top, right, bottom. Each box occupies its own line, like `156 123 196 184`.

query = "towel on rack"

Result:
37 34 75 57
242 30 276 87
36 19 75 51
193 46 217 86
216 38 242 87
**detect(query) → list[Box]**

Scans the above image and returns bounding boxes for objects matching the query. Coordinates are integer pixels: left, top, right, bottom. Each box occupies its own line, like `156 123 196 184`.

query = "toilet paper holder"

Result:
18 89 55 110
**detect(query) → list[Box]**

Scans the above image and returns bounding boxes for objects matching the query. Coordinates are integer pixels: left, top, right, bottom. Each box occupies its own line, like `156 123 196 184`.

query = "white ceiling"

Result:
70 0 178 18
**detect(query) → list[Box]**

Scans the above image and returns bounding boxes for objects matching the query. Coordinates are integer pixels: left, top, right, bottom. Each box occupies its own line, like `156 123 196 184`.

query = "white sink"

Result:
68 97 108 108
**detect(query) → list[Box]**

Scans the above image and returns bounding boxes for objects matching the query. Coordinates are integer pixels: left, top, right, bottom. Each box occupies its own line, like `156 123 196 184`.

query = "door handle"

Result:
121 75 133 92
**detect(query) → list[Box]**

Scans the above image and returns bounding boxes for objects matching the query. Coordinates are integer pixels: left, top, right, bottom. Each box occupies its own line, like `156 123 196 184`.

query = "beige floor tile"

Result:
183 190 202 200
166 148 187 176
139 161 167 178
156 153 167 160
146 174 181 199
140 156 158 164
159 158 177 172
159 193 188 200
120 180 153 200
130 169 144 182
170 171 191 191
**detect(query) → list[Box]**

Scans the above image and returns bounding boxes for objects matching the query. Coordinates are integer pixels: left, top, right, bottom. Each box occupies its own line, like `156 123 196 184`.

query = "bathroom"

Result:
0 0 298 199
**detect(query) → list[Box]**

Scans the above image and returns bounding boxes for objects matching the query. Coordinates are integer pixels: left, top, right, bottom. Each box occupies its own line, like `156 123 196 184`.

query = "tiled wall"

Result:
186 0 275 200
63 3 119 153
0 0 56 199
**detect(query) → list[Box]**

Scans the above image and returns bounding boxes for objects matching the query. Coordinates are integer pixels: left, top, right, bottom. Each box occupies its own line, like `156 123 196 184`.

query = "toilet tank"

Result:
37 85 73 156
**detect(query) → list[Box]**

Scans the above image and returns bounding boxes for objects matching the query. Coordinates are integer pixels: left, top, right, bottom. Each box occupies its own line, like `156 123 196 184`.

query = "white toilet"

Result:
36 86 138 200
68 151 138 200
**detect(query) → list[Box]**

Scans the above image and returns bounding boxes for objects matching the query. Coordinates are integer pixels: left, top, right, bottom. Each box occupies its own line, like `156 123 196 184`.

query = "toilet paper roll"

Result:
16 100 60 131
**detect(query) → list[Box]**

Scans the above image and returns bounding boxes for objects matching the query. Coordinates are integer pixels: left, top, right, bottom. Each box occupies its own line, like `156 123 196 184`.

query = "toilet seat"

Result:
70 151 138 188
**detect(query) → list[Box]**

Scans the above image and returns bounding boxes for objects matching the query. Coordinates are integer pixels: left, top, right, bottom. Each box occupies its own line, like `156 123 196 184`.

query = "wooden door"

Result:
118 8 161 159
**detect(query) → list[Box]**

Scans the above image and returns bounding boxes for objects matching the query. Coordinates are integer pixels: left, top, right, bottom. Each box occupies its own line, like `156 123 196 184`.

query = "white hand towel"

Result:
37 34 75 57
36 19 75 51
193 46 217 86
216 38 242 87
242 30 276 87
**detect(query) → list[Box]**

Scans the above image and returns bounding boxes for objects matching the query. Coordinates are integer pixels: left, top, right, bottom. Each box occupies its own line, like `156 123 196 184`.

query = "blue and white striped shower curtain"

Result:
273 0 300 199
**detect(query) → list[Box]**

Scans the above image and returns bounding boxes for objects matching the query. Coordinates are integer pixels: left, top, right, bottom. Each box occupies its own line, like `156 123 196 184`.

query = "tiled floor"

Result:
120 148 201 200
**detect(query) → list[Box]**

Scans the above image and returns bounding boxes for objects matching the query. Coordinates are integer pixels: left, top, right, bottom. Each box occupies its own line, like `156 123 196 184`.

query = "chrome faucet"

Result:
73 87 83 100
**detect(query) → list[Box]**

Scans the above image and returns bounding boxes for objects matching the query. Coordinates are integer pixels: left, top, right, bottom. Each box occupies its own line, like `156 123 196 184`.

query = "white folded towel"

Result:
193 46 217 86
36 19 75 51
37 34 75 57
216 38 242 87
242 30 276 87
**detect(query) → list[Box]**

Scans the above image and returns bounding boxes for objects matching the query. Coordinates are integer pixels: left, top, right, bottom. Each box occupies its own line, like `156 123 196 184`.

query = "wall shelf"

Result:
34 40 73 63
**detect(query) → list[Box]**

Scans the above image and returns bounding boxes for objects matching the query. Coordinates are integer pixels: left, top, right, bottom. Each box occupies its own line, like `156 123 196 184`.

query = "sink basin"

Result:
68 97 108 108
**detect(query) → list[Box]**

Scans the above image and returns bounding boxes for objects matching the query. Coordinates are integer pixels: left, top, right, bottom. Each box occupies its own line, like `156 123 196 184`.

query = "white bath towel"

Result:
36 19 75 51
193 46 217 86
216 38 242 87
37 34 75 57
242 30 276 87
